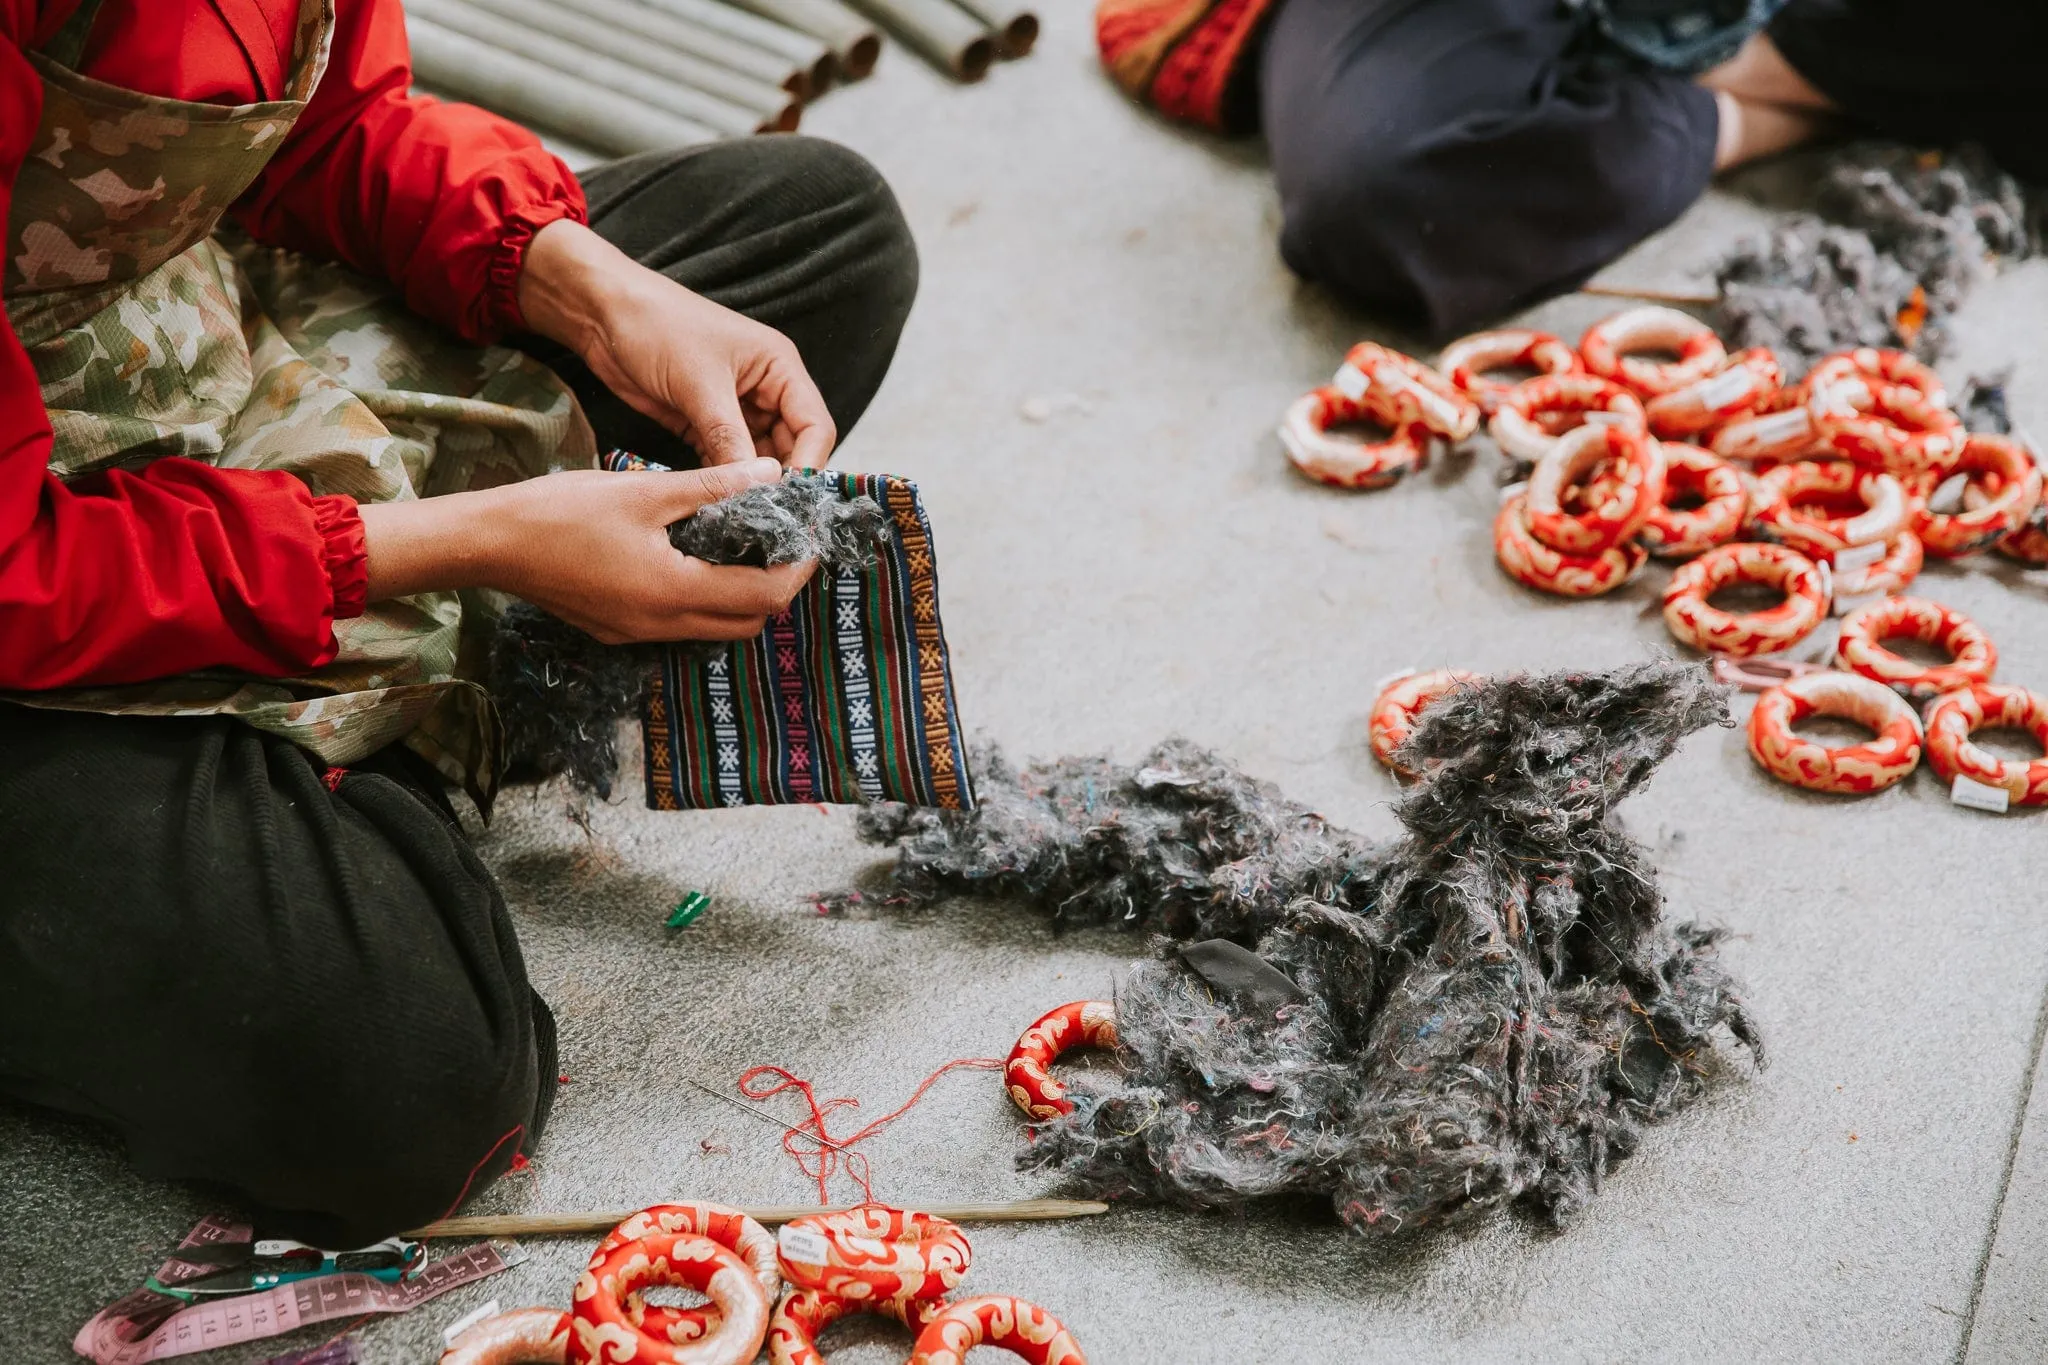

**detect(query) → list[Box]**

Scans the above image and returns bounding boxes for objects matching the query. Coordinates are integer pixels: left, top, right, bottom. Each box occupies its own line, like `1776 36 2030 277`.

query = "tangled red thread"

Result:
737 1058 1004 1204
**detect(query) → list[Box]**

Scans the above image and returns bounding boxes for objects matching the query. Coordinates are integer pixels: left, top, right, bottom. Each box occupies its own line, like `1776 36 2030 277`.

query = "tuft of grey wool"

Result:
838 661 1763 1237
1713 142 2039 375
487 478 890 796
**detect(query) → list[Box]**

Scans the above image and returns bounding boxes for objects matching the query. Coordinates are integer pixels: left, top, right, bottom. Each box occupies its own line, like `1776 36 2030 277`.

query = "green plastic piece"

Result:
666 891 712 929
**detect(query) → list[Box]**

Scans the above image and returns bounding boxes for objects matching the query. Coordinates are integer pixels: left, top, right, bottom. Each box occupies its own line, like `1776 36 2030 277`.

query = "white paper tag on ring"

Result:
445 1299 502 1346
1332 362 1369 400
1950 774 2011 814
1742 408 1813 447
1696 366 1758 411
1582 410 1630 426
779 1224 831 1266
1499 480 1529 505
1833 540 1885 574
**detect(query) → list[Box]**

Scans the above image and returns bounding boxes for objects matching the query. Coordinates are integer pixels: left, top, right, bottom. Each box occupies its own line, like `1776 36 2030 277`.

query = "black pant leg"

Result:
1771 0 2048 182
1260 0 1719 336
524 134 920 464
0 704 554 1246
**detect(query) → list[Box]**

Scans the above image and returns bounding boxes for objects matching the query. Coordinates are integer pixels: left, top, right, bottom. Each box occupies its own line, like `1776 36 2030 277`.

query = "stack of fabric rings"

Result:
1274 341 1481 490
1494 420 1659 597
773 1205 1088 1364
439 1202 779 1365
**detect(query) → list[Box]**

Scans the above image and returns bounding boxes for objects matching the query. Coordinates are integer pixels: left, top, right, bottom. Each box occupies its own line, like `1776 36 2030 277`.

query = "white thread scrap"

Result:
444 1299 502 1346
1950 774 2011 814
778 1225 831 1266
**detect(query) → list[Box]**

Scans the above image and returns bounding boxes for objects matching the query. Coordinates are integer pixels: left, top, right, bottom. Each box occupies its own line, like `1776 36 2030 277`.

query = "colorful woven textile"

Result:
634 462 975 813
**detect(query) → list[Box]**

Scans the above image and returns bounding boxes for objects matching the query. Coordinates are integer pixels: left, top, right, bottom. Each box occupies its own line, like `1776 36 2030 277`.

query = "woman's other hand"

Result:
517 218 836 470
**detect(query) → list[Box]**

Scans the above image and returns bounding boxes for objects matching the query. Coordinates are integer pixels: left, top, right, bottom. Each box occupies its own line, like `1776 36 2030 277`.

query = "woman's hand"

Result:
358 458 815 643
518 219 836 469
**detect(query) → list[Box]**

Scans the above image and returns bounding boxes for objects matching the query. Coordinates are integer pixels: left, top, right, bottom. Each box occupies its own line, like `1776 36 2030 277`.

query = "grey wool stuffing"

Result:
1713 142 2038 375
838 661 1763 1237
487 477 890 796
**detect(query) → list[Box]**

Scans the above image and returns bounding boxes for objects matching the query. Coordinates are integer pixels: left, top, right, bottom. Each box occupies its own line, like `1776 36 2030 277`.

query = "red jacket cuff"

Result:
486 198 588 339
315 493 369 620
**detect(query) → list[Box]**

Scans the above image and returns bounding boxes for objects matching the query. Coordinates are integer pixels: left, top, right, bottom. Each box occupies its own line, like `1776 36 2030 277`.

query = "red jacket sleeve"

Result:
0 12 367 693
232 0 588 343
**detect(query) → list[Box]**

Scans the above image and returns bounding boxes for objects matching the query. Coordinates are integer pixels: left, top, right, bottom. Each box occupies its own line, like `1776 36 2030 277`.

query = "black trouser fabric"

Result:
1260 0 1720 337
0 134 916 1245
1769 0 2048 184
516 135 920 463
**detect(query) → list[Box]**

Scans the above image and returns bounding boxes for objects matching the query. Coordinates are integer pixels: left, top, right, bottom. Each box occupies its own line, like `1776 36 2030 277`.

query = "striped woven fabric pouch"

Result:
637 467 976 812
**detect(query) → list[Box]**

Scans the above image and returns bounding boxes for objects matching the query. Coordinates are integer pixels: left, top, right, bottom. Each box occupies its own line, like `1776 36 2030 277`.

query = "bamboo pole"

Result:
410 0 771 137
945 0 1035 57
845 0 993 80
409 1199 1111 1240
407 18 718 154
466 0 801 130
636 0 837 97
1579 281 1723 307
720 0 882 79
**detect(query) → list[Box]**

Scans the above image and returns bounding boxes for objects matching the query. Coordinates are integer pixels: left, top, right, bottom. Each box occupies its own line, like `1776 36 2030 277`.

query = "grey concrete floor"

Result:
8 6 2048 1362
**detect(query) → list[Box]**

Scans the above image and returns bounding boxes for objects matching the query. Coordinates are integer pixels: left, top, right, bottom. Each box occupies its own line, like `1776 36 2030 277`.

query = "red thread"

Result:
321 766 347 792
736 1058 1004 1204
423 1123 525 1237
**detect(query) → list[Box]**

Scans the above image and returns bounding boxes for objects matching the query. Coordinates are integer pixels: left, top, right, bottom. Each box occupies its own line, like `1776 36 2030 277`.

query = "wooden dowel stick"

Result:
409 1198 1109 1240
1579 281 1723 307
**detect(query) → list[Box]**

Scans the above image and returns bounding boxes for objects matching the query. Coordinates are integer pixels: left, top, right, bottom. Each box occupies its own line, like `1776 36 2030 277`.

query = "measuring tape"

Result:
75 1220 522 1365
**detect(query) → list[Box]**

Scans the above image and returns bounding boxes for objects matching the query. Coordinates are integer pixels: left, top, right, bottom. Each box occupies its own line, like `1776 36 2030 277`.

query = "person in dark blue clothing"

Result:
1259 0 2045 336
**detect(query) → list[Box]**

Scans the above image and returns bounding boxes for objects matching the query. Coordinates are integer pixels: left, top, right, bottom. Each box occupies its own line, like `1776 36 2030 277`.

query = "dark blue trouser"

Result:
1260 0 1719 337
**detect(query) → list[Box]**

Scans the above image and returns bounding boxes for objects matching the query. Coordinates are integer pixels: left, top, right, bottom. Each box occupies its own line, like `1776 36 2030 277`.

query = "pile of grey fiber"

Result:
838 660 1764 1237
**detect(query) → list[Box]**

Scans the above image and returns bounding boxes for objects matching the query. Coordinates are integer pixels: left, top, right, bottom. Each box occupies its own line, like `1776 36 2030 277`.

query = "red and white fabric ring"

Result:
441 1308 573 1365
1277 388 1427 490
570 1233 771 1365
1437 328 1579 416
1925 685 2048 808
1494 493 1646 597
1007 1001 1118 1119
1370 669 1480 774
1709 387 1824 464
593 1204 780 1346
1836 596 1998 698
1638 443 1746 558
909 1296 1088 1365
776 1206 973 1306
1578 307 1727 398
1645 346 1782 438
1336 342 1481 442
1749 460 1906 558
1810 376 1964 475
1661 542 1829 658
1830 530 1923 607
1909 433 2044 558
1805 347 1948 410
1523 421 1666 553
1488 373 1646 465
767 1288 947 1365
1747 670 1924 795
